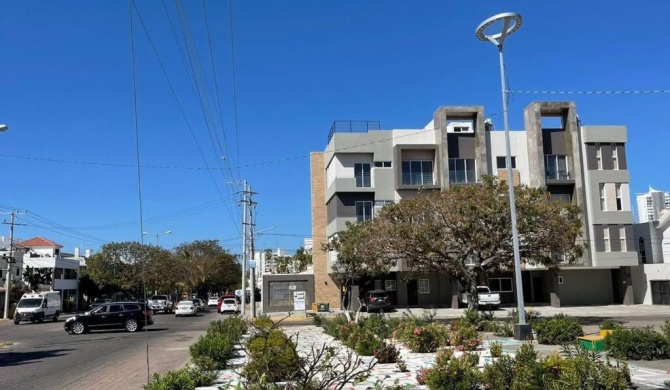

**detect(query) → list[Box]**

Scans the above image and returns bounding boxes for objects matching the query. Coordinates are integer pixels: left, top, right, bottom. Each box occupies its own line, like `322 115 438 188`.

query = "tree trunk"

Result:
466 278 480 311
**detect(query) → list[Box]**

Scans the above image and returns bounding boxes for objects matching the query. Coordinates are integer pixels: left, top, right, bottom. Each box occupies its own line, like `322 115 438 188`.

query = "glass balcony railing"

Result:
545 155 571 181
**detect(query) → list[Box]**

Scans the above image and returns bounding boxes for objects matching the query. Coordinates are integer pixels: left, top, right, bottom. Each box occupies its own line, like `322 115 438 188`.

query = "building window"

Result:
374 280 382 290
401 160 434 186
603 225 611 252
545 155 569 180
385 280 397 291
489 277 513 293
418 279 430 294
620 225 627 252
600 184 606 211
550 193 571 203
354 163 371 187
355 201 373 222
616 184 623 211
596 143 603 170
496 156 516 169
639 237 647 263
374 161 392 168
612 145 619 170
449 158 476 183
651 281 670 305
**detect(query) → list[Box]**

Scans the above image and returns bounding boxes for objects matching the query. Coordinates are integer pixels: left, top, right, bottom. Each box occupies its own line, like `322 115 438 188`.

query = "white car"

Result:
207 296 219 306
175 301 198 317
220 298 239 314
192 298 205 312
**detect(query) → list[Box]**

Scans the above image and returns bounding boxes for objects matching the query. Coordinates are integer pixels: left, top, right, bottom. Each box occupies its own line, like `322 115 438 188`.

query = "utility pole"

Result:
240 180 248 317
249 196 257 318
3 210 26 320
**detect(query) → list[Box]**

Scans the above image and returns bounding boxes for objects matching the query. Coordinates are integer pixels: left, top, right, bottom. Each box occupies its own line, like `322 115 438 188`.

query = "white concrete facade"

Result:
636 187 670 223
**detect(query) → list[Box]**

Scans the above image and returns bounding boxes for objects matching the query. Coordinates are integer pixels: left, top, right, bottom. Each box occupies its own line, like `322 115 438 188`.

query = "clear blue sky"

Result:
0 1 668 255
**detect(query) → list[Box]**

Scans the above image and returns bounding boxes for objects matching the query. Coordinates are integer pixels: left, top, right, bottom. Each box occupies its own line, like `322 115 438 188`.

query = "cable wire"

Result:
228 0 241 179
127 1 151 384
508 89 670 95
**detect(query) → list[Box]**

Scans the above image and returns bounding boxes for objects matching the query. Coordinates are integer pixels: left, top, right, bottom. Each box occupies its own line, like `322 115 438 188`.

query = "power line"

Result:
508 89 670 95
228 0 241 180
0 154 232 170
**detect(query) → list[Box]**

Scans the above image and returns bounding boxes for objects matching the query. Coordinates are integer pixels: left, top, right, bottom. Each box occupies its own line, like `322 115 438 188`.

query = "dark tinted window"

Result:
151 295 167 300
123 304 141 311
109 305 123 313
368 292 387 298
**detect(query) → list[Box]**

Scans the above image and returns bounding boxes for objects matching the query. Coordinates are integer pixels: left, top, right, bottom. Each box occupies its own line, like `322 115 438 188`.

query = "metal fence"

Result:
327 120 381 143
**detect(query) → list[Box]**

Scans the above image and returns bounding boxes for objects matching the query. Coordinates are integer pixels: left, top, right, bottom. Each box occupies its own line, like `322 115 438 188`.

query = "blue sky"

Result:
0 1 668 255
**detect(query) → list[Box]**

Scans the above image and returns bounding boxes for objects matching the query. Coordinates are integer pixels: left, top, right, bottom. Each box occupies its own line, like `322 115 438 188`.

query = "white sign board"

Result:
289 284 297 290
293 291 306 311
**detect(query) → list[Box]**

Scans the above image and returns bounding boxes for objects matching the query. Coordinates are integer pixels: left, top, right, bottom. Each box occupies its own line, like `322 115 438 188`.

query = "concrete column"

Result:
549 272 561 308
621 266 635 306
451 281 460 309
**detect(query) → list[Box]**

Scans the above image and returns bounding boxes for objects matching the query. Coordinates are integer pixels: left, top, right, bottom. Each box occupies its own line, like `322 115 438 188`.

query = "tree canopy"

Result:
328 176 584 309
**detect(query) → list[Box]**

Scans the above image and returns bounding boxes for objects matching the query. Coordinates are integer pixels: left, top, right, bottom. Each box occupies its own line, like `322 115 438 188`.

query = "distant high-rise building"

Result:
636 187 670 223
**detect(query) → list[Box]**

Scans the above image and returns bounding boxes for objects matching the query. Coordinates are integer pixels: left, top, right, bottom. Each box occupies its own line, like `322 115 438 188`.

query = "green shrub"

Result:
425 353 482 390
605 327 670 360
599 319 621 330
312 314 325 327
489 341 503 358
189 333 235 370
461 309 484 330
534 314 584 345
245 329 301 383
347 326 383 356
450 323 481 351
404 325 440 353
494 321 514 337
360 313 395 340
207 316 247 340
559 345 631 389
374 344 400 363
321 313 349 337
144 369 195 390
482 355 515 389
250 315 274 332
143 366 216 390
662 319 670 339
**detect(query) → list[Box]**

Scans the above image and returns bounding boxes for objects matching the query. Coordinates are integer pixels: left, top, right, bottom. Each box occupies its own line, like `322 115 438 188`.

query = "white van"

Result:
14 291 62 325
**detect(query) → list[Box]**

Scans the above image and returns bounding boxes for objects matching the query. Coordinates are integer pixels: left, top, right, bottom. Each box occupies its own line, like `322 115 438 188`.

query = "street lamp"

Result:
476 12 531 340
2 127 10 319
142 230 172 246
0 124 8 132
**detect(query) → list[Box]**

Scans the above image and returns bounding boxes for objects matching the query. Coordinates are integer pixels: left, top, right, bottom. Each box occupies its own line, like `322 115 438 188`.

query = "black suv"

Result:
64 302 154 335
362 289 392 312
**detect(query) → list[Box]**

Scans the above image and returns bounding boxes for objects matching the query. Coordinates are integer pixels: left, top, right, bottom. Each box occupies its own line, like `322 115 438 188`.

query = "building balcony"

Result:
545 155 573 183
449 170 477 185
326 177 374 201
327 120 381 144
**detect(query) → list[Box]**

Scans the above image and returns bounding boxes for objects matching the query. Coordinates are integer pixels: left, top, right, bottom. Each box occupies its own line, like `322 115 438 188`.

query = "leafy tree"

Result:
370 176 584 309
174 240 240 297
22 265 53 292
77 274 100 308
293 246 312 272
322 220 395 320
85 241 154 298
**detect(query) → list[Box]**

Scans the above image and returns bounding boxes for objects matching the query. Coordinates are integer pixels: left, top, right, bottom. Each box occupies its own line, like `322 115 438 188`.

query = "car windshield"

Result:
17 298 43 308
178 301 192 306
93 298 109 304
477 287 490 294
151 296 167 300
369 292 386 298
223 299 236 304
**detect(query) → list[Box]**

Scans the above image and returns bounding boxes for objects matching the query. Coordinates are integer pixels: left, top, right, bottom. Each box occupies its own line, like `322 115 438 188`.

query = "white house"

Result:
17 237 80 308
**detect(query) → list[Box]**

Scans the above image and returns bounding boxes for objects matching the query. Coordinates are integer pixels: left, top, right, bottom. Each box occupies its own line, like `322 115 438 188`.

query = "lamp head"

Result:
0 124 8 132
476 12 522 46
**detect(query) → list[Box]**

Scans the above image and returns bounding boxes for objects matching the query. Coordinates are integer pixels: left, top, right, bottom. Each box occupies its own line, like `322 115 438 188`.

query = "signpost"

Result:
293 291 305 311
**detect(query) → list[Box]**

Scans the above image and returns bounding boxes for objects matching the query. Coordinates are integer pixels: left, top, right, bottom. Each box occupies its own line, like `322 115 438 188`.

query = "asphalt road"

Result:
0 307 224 390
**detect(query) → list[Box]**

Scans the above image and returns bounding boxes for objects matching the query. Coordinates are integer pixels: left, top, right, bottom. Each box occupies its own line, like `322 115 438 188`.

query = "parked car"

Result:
175 300 198 317
192 298 205 312
207 295 219 307
14 292 62 324
220 298 239 314
148 295 174 314
361 289 392 313
218 294 239 313
459 286 501 310
64 302 153 334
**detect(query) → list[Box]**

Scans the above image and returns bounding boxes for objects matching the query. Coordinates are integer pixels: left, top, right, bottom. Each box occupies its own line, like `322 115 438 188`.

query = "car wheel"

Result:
13 319 20 325
38 316 45 323
53 311 60 322
125 319 139 332
71 321 86 335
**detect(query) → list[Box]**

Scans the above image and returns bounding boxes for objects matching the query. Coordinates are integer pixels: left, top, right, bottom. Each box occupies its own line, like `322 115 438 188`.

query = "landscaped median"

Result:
144 310 659 389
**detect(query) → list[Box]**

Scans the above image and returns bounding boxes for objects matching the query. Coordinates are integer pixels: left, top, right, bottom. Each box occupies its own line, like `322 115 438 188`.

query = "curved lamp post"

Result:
143 230 172 246
476 13 531 340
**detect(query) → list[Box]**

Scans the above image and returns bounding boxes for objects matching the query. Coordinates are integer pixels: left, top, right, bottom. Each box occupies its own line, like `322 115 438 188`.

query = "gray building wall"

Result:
262 274 315 313
557 269 613 305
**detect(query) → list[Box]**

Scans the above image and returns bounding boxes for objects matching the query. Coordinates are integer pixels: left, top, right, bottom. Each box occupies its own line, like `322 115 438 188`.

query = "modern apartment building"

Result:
310 101 639 309
636 187 670 223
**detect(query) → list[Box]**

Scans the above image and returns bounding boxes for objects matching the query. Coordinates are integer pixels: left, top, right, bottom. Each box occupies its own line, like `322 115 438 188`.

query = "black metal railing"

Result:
327 120 381 143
